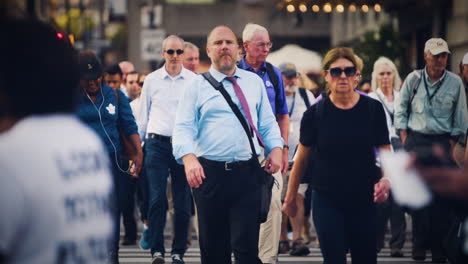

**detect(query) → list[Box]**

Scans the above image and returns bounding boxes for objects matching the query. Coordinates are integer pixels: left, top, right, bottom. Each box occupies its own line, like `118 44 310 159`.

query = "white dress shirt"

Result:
138 66 197 139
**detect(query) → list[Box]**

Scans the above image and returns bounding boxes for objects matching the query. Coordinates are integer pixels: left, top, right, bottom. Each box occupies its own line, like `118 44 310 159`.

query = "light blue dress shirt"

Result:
395 68 468 136
172 67 283 163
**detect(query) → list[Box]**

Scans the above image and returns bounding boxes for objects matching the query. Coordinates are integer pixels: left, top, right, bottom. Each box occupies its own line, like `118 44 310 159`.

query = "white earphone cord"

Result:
85 87 131 175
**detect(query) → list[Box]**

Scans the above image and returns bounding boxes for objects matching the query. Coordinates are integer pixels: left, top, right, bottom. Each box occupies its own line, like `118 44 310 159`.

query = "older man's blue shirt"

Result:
172 67 283 163
238 57 288 115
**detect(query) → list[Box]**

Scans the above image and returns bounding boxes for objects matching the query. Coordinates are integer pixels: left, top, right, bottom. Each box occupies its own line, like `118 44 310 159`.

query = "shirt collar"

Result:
158 64 187 80
240 56 267 72
208 66 242 83
424 67 447 86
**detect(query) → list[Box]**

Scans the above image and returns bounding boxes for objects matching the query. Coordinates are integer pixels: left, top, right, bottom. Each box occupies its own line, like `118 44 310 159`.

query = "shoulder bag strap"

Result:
265 62 281 112
201 72 257 159
298 87 311 108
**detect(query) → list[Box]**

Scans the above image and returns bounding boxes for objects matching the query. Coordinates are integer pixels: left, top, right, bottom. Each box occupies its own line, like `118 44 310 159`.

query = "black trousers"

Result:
192 158 263 264
313 191 377 264
404 131 454 255
121 173 137 241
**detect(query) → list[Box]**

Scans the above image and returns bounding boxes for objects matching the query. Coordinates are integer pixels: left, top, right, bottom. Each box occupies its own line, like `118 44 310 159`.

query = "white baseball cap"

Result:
463 52 468 65
424 38 450 55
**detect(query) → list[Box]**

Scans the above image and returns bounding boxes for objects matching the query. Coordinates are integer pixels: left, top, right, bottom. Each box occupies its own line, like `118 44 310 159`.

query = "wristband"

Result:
283 145 290 149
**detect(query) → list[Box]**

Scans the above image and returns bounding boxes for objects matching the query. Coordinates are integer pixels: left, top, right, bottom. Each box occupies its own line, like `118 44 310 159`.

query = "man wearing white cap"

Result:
395 38 468 262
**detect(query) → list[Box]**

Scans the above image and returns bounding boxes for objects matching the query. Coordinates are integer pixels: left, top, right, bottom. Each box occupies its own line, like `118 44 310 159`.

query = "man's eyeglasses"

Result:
253 42 273 49
327 67 357 78
165 49 184 55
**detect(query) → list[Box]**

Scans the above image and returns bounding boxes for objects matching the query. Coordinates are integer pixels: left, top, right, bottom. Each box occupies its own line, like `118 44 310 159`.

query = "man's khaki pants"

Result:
258 170 283 264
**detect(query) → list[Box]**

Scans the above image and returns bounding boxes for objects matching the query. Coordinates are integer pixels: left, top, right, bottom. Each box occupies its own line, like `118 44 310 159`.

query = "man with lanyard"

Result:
277 63 315 256
395 38 468 262
238 23 290 264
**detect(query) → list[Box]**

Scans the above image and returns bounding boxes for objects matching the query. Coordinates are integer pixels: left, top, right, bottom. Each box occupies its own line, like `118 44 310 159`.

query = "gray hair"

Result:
183 41 199 52
162 35 184 50
371 56 402 91
242 23 268 42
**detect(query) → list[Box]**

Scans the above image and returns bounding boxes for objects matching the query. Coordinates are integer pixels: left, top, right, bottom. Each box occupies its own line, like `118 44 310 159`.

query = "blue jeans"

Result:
313 191 377 264
144 137 191 256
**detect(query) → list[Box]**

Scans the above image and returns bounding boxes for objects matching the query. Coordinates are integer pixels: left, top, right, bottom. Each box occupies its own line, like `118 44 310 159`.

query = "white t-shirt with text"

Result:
0 115 114 264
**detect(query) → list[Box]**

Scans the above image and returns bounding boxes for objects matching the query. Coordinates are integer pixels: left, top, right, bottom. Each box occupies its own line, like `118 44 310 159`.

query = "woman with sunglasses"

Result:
283 47 391 264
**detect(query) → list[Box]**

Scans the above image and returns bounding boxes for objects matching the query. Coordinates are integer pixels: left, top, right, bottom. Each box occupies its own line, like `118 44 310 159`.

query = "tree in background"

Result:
352 24 407 81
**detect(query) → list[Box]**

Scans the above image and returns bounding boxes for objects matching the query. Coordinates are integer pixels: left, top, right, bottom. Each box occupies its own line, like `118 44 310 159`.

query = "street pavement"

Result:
119 237 424 264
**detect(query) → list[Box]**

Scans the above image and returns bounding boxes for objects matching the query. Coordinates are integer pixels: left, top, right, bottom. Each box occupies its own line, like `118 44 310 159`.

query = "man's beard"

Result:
285 84 298 93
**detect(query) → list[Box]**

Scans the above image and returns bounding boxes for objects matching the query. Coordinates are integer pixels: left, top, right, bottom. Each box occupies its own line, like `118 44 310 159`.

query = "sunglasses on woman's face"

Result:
165 49 184 55
327 66 357 78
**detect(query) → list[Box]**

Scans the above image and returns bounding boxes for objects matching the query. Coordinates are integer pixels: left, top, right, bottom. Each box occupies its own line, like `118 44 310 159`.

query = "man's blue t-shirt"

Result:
238 57 288 115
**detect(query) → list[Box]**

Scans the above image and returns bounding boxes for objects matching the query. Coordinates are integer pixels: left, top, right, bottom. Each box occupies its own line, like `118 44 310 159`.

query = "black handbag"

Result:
202 72 275 223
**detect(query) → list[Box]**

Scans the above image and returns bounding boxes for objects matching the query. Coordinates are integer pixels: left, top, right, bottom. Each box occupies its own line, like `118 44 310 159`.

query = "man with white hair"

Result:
238 23 290 264
395 38 468 263
119 61 135 96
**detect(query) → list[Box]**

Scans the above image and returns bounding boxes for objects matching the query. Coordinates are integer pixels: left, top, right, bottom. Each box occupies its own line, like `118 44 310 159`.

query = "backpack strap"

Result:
298 87 311 108
237 60 282 114
265 62 281 113
407 69 423 119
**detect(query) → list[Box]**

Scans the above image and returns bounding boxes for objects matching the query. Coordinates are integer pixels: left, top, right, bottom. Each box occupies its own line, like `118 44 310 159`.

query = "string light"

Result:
336 4 344 13
323 3 332 13
312 4 320 12
361 4 369 12
374 4 382 12
279 1 382 14
299 3 307 13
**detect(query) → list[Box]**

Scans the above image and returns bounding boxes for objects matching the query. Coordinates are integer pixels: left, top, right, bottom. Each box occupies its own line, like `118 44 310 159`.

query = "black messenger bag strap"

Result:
201 72 257 158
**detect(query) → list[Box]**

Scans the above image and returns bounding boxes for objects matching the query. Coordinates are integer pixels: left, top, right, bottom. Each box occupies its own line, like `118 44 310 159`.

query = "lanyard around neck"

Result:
422 70 445 105
288 92 297 116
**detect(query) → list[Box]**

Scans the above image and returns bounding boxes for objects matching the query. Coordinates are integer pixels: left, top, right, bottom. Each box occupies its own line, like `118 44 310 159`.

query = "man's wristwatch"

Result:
283 145 289 149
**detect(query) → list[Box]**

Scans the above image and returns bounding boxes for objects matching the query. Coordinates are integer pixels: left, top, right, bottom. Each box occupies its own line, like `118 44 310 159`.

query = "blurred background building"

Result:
2 0 467 80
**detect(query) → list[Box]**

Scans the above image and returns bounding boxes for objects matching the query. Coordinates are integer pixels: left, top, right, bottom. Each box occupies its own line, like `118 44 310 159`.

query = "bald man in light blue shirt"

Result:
172 25 282 264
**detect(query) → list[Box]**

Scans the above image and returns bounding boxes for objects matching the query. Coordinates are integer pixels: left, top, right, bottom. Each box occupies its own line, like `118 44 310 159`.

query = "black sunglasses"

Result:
327 67 357 78
165 49 184 55
138 82 144 87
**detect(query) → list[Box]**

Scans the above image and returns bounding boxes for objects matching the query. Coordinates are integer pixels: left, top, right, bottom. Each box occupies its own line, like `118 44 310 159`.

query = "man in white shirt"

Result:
0 18 114 264
138 35 197 264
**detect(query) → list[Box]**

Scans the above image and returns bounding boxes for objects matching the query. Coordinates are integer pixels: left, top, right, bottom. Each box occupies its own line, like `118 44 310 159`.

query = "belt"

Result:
148 133 172 143
408 130 450 140
199 157 252 171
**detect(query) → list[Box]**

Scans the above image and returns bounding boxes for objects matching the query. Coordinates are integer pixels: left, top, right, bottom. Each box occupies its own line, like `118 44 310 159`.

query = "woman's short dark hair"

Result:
0 18 79 117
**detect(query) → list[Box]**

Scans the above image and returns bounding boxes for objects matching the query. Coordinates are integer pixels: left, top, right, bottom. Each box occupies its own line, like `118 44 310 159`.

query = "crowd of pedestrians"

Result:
2 15 468 264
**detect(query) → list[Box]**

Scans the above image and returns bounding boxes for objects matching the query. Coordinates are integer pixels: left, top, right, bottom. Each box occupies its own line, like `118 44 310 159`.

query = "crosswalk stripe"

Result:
118 246 417 263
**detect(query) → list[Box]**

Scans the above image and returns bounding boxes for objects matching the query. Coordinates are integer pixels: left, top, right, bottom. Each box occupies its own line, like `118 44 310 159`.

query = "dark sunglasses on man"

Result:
165 49 184 55
327 66 357 78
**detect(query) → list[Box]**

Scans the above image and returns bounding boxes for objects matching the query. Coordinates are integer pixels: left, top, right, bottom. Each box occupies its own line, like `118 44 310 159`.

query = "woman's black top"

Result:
300 95 389 208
